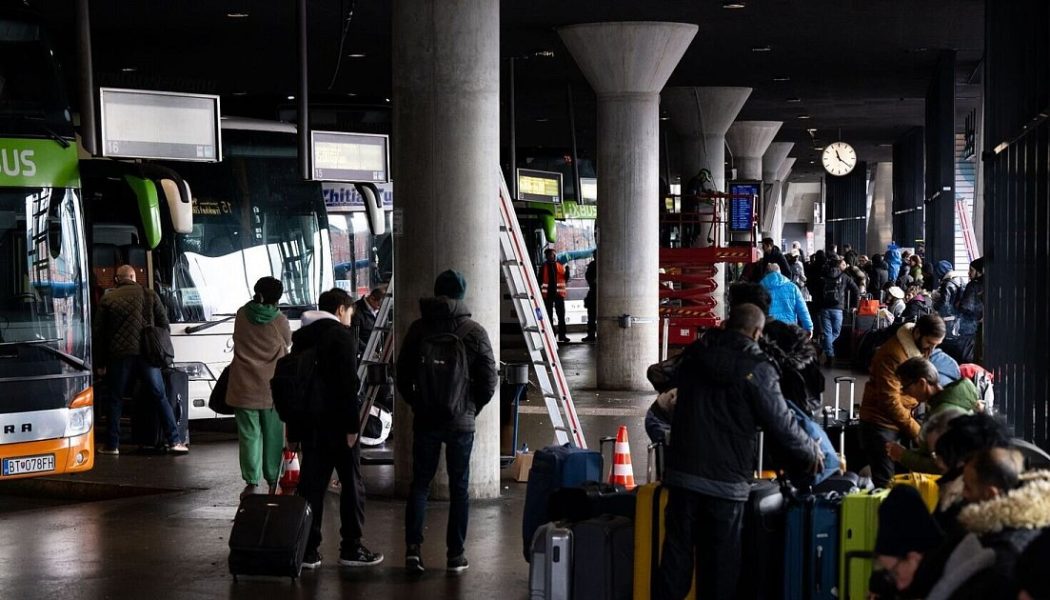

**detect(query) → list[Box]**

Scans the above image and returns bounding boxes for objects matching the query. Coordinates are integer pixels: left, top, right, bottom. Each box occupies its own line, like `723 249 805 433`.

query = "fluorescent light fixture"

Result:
994 141 1009 154
287 95 295 100
787 97 801 103
121 67 137 73
797 114 812 120
226 12 250 18
536 118 550 123
722 1 746 8
806 128 818 133
347 53 367 59
751 45 772 52
772 75 791 82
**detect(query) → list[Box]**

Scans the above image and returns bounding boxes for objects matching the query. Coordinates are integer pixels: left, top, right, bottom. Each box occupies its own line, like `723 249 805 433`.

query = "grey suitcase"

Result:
529 522 573 600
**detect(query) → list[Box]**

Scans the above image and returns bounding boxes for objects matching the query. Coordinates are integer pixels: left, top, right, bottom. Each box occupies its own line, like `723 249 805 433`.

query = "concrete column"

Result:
392 0 500 499
726 121 782 181
770 157 796 245
867 162 894 255
559 22 697 390
662 87 752 192
761 142 793 235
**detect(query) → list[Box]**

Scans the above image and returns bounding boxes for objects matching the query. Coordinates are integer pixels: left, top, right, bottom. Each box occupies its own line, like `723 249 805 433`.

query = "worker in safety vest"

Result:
539 248 571 343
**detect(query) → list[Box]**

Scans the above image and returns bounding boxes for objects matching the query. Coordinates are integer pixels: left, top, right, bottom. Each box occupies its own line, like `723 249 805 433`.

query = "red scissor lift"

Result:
659 191 761 346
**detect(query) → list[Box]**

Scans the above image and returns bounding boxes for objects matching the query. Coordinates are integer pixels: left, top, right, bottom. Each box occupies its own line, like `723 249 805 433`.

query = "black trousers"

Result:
861 421 902 488
297 432 365 554
585 293 596 338
545 294 567 338
654 487 745 600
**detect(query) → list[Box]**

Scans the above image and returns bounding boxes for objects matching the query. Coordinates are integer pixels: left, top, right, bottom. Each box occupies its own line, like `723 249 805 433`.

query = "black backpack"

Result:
413 320 476 421
822 273 843 308
271 345 323 431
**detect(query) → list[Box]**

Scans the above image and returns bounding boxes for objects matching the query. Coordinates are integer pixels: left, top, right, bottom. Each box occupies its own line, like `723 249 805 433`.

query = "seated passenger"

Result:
869 486 944 596
885 357 981 474
931 414 1012 535
760 263 814 335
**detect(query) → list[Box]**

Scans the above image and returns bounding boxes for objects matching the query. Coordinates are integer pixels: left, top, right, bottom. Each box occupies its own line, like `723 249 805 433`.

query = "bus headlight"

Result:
173 362 215 381
65 407 94 438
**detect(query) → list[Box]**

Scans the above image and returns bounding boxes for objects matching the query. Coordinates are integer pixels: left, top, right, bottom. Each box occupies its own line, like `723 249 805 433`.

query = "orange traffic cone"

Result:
278 448 300 495
609 425 636 490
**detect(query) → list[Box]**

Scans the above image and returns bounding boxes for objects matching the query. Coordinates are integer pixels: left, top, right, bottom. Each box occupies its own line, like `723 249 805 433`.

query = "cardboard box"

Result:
510 451 533 482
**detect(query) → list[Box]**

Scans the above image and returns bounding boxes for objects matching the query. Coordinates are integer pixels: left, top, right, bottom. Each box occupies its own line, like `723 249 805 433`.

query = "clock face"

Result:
822 142 857 176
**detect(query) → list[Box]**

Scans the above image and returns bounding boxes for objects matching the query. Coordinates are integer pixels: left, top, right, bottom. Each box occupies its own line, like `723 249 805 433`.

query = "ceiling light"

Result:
536 118 550 123
231 91 248 96
877 143 893 148
226 12 250 18
385 98 391 103
797 114 812 120
533 50 556 58
347 53 367 59
722 1 746 8
287 95 295 100
751 45 772 52
806 128 818 133
787 97 801 103
814 146 824 151
660 116 669 121
346 92 357 97
772 75 791 82
121 67 137 73
810 160 816 164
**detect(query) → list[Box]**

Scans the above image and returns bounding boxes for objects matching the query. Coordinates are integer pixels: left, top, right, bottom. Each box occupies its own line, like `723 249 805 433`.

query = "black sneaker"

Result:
405 545 424 573
447 554 469 574
301 550 322 570
339 544 384 567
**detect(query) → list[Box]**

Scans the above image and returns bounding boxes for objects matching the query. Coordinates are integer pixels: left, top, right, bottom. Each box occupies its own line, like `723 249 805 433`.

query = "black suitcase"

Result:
229 494 313 580
739 480 787 599
132 368 189 449
572 514 634 600
547 481 636 523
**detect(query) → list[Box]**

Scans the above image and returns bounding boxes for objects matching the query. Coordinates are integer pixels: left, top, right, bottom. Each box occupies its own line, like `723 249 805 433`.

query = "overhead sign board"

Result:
579 177 597 205
729 181 760 232
99 88 221 162
311 131 389 183
517 168 562 204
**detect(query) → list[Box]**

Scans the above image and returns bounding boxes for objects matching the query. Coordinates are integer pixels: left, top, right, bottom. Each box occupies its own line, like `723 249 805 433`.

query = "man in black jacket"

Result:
755 237 792 282
396 269 499 575
351 286 385 357
818 254 861 366
655 303 822 600
294 288 383 570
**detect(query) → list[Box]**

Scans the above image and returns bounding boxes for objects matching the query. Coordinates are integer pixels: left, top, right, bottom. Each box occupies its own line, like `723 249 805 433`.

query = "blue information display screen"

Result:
729 183 759 231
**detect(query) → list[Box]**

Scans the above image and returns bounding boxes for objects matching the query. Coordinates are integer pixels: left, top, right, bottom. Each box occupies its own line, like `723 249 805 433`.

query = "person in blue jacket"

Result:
760 264 813 335
885 242 903 283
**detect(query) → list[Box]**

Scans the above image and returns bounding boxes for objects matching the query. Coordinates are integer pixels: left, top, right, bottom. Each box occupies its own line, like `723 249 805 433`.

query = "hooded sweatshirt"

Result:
761 271 814 332
226 303 291 410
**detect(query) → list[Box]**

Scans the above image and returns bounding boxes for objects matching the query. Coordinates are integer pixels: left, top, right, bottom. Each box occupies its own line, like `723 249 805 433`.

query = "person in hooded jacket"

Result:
294 288 383 570
654 303 822 600
761 263 813 335
952 257 984 362
933 260 968 322
818 254 861 365
870 253 890 297
886 243 903 283
396 269 498 575
227 277 292 498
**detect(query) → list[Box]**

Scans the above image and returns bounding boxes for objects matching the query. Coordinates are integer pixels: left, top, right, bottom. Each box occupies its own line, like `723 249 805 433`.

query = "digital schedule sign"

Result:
729 182 760 232
99 88 221 162
311 131 389 183
517 168 563 204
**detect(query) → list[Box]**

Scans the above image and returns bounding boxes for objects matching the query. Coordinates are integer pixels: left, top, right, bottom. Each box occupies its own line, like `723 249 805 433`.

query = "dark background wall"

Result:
983 0 1050 449
924 51 957 265
824 163 868 253
892 128 925 249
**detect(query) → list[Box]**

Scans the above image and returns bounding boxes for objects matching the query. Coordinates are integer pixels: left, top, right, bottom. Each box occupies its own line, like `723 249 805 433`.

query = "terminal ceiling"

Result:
31 0 984 181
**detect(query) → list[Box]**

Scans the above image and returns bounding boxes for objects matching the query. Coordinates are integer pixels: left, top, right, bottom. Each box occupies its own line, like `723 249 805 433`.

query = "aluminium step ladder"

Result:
497 172 586 448
357 279 395 445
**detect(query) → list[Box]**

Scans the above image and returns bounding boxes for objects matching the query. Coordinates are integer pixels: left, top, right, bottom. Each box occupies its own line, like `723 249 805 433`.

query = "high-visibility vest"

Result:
539 261 568 298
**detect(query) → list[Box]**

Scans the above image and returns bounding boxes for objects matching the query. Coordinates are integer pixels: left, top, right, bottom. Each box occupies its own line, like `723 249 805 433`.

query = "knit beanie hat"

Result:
873 486 944 557
434 269 467 300
935 260 953 279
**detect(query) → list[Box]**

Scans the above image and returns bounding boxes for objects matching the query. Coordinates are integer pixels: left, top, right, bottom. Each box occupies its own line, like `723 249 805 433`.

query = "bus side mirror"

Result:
159 178 194 234
355 182 386 236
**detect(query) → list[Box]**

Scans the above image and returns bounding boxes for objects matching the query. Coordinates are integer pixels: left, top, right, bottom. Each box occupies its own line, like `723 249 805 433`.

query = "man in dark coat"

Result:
351 286 385 357
654 303 822 600
755 237 791 282
396 269 499 575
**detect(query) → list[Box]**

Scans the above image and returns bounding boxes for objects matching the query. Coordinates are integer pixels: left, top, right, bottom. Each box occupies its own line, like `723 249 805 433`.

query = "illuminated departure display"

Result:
517 168 563 204
311 131 389 182
729 182 759 231
99 88 221 162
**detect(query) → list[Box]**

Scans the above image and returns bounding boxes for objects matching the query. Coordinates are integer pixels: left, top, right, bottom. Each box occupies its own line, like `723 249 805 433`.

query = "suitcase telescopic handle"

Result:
600 436 616 481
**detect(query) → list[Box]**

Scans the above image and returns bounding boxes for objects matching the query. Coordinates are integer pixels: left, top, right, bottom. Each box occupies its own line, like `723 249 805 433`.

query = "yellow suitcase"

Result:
634 482 696 600
891 473 941 512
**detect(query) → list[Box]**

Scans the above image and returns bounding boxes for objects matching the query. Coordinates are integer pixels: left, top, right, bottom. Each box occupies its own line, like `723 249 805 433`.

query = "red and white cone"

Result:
278 448 300 495
609 425 636 490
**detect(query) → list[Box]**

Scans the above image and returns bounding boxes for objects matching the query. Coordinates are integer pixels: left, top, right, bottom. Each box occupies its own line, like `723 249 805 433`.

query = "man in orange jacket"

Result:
538 248 570 343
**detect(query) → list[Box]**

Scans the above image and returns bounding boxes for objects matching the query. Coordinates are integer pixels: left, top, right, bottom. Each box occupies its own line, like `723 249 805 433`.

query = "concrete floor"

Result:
0 336 866 600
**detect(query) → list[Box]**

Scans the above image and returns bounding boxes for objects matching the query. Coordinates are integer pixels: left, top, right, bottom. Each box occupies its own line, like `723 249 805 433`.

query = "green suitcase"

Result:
839 488 890 600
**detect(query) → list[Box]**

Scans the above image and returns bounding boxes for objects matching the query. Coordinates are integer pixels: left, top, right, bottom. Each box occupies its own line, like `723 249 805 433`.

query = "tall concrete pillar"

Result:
761 142 794 236
662 87 752 193
867 162 893 255
392 0 500 499
726 121 782 181
770 157 796 246
559 22 697 390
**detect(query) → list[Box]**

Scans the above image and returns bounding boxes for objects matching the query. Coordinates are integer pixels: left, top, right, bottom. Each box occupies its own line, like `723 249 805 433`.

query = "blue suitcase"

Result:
783 493 841 600
523 444 602 561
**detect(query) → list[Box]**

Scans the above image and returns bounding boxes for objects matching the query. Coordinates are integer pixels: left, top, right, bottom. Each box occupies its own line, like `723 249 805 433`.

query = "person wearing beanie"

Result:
396 269 498 574
226 276 292 498
949 257 984 363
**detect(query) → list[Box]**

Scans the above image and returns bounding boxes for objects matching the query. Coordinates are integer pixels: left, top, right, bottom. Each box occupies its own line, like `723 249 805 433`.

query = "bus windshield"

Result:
0 18 73 137
155 132 331 323
0 187 90 374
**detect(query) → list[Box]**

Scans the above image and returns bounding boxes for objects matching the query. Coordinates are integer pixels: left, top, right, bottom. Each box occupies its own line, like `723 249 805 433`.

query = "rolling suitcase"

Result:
523 444 602 560
633 482 696 600
228 494 313 580
547 481 636 523
572 515 634 600
739 480 786 599
840 488 890 600
783 493 841 600
822 376 865 473
529 522 573 600
132 368 190 450
891 473 940 512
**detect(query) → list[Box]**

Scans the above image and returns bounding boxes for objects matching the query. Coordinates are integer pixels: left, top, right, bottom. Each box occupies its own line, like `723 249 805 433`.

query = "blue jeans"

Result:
106 356 180 448
405 429 475 557
820 308 844 358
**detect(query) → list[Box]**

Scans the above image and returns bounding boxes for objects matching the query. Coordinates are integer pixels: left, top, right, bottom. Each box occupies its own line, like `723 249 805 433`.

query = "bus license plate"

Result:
2 454 55 476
